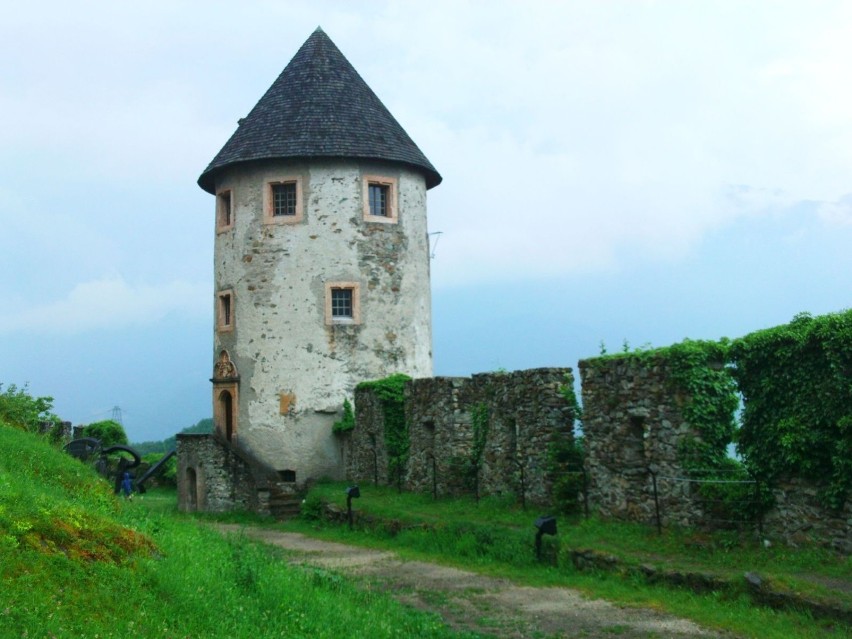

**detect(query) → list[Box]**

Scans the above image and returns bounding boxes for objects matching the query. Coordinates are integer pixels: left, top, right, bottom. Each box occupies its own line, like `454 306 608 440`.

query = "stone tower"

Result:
197 28 441 485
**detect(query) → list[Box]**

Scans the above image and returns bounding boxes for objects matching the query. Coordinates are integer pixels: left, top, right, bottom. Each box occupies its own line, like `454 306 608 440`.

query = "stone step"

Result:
270 500 301 519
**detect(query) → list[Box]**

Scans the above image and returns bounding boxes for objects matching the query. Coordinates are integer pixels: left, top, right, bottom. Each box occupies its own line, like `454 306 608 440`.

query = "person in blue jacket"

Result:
121 472 133 500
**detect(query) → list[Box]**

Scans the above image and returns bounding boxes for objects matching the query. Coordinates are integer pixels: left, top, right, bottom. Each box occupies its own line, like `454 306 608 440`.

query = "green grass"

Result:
279 481 851 639
5 426 846 639
0 426 483 638
304 482 849 579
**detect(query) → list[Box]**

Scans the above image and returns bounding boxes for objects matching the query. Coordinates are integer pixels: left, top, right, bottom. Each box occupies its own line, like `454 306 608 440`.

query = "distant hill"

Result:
131 418 212 455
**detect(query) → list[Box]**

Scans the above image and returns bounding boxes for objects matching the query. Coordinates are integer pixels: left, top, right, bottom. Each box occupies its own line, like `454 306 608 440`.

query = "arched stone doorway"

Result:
211 349 239 442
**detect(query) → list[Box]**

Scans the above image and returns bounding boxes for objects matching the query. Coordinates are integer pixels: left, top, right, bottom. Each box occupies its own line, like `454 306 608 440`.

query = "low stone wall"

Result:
763 478 851 554
347 368 575 504
580 356 707 528
176 434 256 513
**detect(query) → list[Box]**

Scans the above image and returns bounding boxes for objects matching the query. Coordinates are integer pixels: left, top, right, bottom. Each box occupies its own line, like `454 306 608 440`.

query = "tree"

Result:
83 420 128 447
131 418 213 454
0 383 58 432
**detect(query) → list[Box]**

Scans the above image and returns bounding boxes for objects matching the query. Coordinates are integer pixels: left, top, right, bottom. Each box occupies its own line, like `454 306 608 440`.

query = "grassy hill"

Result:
0 425 477 638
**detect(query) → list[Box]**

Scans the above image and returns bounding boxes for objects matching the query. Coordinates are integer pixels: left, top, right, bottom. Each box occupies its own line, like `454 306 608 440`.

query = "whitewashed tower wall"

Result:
212 160 432 480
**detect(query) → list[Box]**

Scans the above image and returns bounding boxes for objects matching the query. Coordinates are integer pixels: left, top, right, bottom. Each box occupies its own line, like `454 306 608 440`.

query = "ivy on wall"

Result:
356 374 411 490
588 340 755 522
332 398 355 434
589 340 740 471
548 376 584 514
467 402 490 501
729 310 852 509
666 339 740 469
665 340 767 523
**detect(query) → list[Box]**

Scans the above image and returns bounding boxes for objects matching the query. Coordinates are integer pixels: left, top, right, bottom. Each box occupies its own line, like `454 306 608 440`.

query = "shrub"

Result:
0 383 58 432
332 398 355 434
82 420 129 447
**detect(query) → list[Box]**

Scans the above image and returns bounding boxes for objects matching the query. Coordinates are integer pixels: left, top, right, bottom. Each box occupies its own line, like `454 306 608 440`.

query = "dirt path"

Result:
214 524 732 639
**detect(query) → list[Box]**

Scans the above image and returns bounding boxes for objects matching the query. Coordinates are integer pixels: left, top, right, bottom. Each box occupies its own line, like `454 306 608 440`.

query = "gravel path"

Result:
214 524 733 639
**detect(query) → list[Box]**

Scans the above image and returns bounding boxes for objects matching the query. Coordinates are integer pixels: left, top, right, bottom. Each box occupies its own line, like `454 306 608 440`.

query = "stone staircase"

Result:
267 482 302 519
210 432 303 519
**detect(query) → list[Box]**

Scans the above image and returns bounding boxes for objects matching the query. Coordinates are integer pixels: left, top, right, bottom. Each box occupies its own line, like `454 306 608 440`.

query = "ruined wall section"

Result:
349 368 574 504
580 356 705 527
406 376 478 496
345 386 390 486
479 368 575 502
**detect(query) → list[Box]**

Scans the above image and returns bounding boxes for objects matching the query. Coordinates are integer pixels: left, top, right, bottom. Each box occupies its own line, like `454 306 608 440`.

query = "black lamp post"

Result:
534 515 557 560
345 485 360 529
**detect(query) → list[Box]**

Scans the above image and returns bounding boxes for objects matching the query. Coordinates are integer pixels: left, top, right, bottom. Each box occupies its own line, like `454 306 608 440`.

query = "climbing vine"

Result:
664 340 767 523
332 398 355 434
667 339 740 469
548 376 585 514
469 403 490 501
356 374 411 491
729 310 852 509
449 402 491 500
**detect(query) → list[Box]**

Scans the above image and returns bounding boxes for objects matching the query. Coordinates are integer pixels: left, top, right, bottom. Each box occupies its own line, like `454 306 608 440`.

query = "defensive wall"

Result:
579 355 705 527
343 351 849 553
180 310 851 553
346 368 575 504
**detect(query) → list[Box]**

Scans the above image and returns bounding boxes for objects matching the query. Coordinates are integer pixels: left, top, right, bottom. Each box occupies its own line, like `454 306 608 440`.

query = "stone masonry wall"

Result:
176 434 256 514
347 368 575 505
346 386 390 486
580 356 707 528
580 355 851 550
764 478 851 554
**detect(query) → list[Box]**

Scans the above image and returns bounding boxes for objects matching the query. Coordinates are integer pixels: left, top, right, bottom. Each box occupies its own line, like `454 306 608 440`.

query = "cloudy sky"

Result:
1 1 849 442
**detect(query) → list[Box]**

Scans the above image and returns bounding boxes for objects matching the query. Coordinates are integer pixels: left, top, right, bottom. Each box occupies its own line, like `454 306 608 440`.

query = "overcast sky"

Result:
1 1 849 442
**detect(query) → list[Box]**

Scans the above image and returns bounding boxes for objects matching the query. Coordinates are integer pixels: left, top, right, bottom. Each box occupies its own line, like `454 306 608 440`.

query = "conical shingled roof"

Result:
198 28 441 193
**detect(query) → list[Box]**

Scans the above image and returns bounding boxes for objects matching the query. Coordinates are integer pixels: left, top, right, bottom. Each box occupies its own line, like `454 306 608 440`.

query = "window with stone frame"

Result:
264 177 303 224
324 282 361 325
217 290 234 332
362 175 398 223
216 189 234 232
272 182 297 216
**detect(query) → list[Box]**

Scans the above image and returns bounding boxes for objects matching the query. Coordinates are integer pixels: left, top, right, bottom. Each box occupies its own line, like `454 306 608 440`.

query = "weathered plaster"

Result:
212 158 432 484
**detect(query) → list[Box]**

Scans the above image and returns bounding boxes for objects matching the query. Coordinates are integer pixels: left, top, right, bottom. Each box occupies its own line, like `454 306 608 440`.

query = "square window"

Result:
217 290 234 332
368 183 389 217
264 177 304 225
272 182 297 216
331 288 353 319
216 189 233 232
324 282 361 325
362 175 398 223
